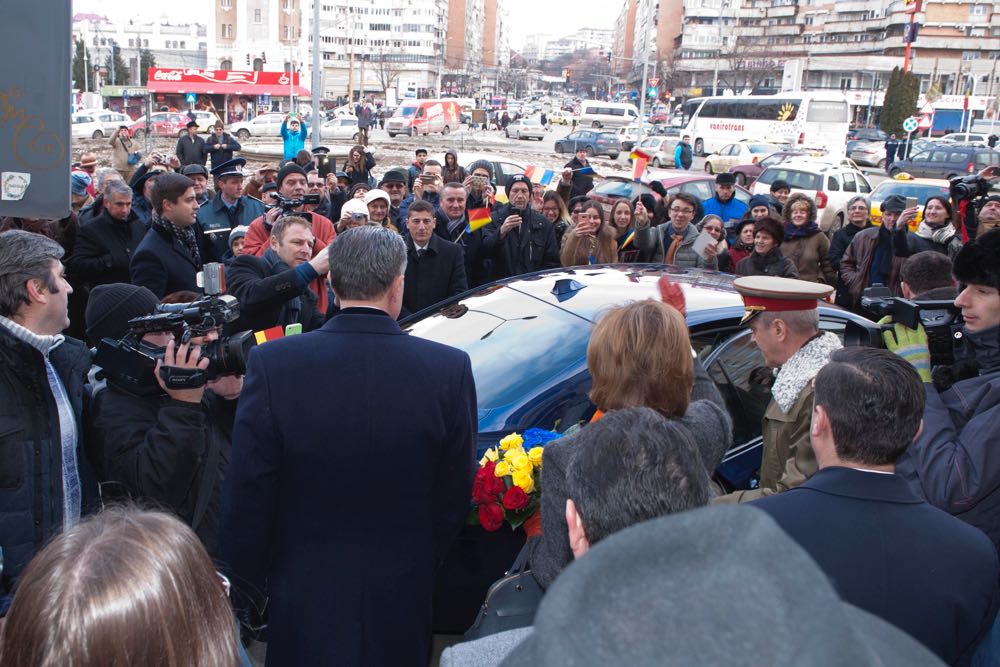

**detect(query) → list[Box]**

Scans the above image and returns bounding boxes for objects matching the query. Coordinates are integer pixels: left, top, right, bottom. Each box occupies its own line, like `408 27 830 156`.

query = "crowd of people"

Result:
0 131 999 667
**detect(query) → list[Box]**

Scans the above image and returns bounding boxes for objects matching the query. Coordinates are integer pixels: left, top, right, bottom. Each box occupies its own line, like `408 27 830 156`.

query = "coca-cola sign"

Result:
147 68 299 87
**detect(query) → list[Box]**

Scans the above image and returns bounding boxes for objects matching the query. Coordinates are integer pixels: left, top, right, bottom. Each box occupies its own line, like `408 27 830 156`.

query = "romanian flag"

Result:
524 165 538 182
253 325 284 345
467 207 492 232
632 155 649 182
619 228 636 250
539 169 555 186
576 165 595 176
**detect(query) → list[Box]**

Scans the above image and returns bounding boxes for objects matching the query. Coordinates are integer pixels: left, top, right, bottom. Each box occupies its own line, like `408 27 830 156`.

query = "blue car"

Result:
406 265 881 631
554 130 622 159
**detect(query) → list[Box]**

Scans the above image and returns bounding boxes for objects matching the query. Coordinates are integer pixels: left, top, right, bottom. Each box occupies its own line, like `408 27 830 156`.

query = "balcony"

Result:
160 24 193 35
766 5 797 18
807 41 886 55
764 24 801 36
826 14 891 30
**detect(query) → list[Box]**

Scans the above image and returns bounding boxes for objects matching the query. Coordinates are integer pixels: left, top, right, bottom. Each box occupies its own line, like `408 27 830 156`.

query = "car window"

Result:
910 151 929 163
827 175 840 191
151 113 166 122
842 171 857 192
948 151 968 163
975 151 1000 167
403 289 595 434
73 116 93 124
857 174 872 193
497 162 525 185
593 180 637 198
929 151 950 163
758 168 821 190
678 180 714 200
599 132 618 141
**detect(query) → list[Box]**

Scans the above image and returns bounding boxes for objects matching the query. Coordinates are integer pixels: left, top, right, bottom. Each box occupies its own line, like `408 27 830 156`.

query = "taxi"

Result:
868 172 950 231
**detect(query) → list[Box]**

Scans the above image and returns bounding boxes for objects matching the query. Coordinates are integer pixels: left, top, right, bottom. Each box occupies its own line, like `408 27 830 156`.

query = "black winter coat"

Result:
87 385 236 556
0 327 96 596
434 210 491 287
67 209 147 288
175 134 207 166
403 233 468 315
226 251 327 334
482 204 560 279
204 131 242 168
735 249 800 278
828 222 870 272
130 223 207 298
565 156 594 199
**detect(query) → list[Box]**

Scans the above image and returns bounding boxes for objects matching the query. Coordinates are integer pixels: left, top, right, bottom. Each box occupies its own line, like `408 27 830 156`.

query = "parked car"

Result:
630 136 681 168
846 127 889 143
704 141 785 175
939 132 990 146
405 265 881 633
319 117 362 142
888 144 1000 180
553 130 622 159
190 110 222 133
751 159 873 233
728 150 814 187
867 174 951 230
386 99 461 137
505 118 546 140
129 112 190 140
229 113 287 140
71 110 131 139
848 140 889 168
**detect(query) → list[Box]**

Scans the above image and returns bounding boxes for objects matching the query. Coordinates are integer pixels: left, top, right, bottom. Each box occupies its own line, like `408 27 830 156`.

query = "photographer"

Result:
85 283 242 557
227 216 330 334
887 230 1000 558
483 174 560 279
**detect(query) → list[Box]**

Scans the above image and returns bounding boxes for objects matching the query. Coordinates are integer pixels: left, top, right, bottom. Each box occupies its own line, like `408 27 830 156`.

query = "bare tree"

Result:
373 50 404 95
718 36 783 93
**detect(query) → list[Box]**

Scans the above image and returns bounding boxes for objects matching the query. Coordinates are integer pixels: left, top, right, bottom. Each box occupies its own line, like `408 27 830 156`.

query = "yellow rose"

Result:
499 433 524 451
512 469 535 493
484 447 499 462
528 447 544 466
507 452 531 472
494 460 511 478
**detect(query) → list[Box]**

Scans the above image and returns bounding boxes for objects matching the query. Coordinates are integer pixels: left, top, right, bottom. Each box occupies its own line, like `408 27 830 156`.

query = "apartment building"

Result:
445 0 486 78
613 0 637 77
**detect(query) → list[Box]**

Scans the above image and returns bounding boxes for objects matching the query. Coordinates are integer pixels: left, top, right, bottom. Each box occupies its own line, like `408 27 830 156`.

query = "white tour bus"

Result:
578 101 640 128
681 92 850 157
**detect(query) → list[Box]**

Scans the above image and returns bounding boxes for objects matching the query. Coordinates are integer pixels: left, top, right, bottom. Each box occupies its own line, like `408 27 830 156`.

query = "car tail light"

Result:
968 162 975 174
797 132 805 145
751 156 758 164
815 191 828 208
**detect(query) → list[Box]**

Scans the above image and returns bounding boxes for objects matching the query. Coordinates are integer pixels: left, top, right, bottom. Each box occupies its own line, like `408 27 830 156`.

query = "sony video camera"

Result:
860 285 965 368
270 192 321 213
94 264 256 395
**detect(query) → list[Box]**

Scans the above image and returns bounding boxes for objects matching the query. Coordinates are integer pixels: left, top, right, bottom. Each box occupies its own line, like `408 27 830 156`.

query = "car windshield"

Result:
872 181 949 204
748 144 779 153
523 119 540 126
758 168 822 190
395 106 418 117
403 287 593 432
593 180 636 197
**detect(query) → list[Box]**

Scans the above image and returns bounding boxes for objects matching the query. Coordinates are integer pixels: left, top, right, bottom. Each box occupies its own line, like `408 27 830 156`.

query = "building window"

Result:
970 4 989 17
839 77 852 90
221 0 232 7
143 39 149 47
222 24 233 38
180 41 185 49
220 59 233 70
254 9 262 23
128 38 134 47
962 51 981 60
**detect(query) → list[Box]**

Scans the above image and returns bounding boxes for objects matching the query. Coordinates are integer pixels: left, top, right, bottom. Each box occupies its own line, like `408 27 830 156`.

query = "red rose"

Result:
472 463 497 504
479 503 505 532
486 471 506 498
502 486 530 511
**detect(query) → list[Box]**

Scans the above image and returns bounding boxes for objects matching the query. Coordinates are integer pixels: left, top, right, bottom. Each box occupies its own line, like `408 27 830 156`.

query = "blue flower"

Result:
521 428 561 449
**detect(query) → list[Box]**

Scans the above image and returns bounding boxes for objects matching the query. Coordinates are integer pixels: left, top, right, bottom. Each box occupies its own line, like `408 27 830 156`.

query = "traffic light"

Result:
606 51 612 63
564 68 571 84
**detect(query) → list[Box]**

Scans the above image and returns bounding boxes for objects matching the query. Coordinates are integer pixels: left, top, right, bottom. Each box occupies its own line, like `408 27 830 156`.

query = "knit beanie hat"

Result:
85 283 160 346
276 162 307 190
953 228 1000 290
467 159 494 181
229 225 249 248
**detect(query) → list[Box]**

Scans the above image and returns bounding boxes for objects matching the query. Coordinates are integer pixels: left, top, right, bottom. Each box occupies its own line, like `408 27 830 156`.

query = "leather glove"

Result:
882 320 931 383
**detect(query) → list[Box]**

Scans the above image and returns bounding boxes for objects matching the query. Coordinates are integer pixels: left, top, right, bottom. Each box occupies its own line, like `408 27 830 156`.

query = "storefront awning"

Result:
146 67 309 97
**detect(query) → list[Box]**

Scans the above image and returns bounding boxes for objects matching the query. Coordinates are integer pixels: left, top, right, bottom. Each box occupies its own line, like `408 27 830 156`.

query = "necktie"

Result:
417 248 426 259
665 234 684 264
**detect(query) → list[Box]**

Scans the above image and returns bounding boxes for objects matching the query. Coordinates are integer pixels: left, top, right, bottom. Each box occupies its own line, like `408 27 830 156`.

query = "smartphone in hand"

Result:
905 196 918 210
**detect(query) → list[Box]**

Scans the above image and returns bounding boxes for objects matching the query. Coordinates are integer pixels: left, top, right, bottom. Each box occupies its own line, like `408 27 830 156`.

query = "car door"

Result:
564 131 580 153
72 115 95 139
495 161 525 189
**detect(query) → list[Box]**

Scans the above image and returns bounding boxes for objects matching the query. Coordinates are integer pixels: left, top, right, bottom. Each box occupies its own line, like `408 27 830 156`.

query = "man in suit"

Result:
175 121 206 167
220 225 477 666
68 179 146 290
754 347 999 665
403 200 467 315
130 173 206 298
482 174 560 280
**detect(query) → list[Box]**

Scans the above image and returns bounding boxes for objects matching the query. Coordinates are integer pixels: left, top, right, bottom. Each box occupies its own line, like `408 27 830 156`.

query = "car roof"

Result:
873 176 949 188
430 151 527 169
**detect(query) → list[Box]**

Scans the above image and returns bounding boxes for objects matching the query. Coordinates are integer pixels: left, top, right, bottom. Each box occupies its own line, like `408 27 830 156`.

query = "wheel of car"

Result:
694 139 705 156
554 142 563 152
132 129 145 141
876 158 886 169
734 173 746 186
442 125 451 135
585 146 595 157
388 132 397 138
704 162 714 175
609 152 620 160
505 130 510 138
888 167 902 177
178 129 186 138
236 129 250 140
652 157 661 168
592 122 602 129
91 130 104 139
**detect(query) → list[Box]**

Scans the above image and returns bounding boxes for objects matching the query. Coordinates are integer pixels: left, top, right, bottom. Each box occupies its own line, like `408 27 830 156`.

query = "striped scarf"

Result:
151 212 202 269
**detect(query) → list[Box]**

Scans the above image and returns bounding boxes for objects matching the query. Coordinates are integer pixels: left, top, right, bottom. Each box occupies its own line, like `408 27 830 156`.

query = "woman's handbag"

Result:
464 542 543 640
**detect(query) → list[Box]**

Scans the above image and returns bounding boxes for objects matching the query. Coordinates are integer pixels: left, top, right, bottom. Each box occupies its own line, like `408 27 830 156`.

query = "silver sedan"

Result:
506 118 546 141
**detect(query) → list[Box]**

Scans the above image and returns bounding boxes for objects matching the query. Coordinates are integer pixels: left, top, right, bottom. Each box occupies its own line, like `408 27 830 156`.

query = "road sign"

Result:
649 78 659 87
185 92 196 105
648 87 658 97
903 116 919 133
920 102 934 115
917 114 933 130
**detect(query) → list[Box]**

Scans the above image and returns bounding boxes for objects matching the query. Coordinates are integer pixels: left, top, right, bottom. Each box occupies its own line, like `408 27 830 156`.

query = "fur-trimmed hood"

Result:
771 332 843 413
782 192 817 226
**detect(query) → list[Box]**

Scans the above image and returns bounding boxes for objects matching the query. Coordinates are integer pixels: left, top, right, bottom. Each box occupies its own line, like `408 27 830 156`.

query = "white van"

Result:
578 101 639 129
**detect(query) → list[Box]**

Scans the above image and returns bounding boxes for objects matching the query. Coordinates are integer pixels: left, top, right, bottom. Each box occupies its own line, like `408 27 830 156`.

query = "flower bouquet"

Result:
470 428 561 532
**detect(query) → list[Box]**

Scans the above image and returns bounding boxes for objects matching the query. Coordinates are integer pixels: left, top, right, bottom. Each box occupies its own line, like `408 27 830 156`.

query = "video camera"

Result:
950 173 993 203
270 192 321 213
860 285 965 368
94 264 256 395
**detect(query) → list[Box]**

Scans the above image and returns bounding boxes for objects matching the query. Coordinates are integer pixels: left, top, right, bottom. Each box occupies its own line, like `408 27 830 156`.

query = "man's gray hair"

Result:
327 226 406 301
104 179 133 200
0 230 65 317
757 309 819 336
94 167 122 193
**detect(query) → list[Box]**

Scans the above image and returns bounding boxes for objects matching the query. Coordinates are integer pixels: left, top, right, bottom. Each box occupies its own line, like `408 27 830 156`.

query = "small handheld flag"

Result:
253 326 284 345
466 207 492 233
576 166 595 176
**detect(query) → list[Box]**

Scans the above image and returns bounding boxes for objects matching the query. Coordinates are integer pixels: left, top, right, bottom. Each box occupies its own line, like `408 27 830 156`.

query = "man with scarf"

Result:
130 173 207 298
716 276 842 503
226 216 330 333
838 195 908 310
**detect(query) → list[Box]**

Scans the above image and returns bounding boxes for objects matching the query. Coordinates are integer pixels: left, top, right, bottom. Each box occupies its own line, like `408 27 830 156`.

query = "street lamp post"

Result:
637 0 656 144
